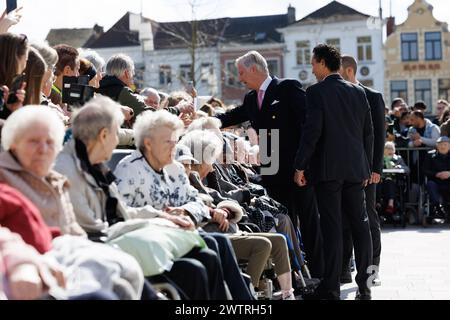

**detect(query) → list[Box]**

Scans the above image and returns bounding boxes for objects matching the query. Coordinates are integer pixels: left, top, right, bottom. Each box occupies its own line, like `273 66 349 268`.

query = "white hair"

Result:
236 51 269 75
140 88 160 101
31 42 58 69
72 96 125 144
106 54 134 78
385 141 396 152
186 117 222 133
80 49 106 72
179 130 224 165
133 110 184 150
1 106 65 152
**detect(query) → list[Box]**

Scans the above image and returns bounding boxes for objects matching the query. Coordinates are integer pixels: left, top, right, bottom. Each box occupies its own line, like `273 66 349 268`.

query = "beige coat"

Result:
54 141 164 234
0 152 86 237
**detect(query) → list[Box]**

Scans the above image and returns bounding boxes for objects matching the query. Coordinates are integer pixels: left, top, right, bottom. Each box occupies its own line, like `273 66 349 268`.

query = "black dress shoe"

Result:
355 292 372 300
303 289 340 301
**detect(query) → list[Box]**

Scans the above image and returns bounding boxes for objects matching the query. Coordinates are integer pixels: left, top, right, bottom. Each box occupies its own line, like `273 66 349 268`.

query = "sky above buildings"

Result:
4 0 450 42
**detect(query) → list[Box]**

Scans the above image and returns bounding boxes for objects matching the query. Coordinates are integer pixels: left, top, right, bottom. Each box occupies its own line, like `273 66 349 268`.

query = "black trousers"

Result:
343 183 382 269
265 182 324 279
200 232 255 300
162 248 228 300
315 181 373 299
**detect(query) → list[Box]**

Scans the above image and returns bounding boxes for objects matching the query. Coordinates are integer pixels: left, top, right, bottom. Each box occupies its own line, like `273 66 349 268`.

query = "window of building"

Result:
159 65 172 86
134 63 145 89
267 59 280 77
401 33 418 61
415 79 432 109
179 64 193 83
357 36 372 62
439 79 450 101
225 61 242 88
201 63 214 84
425 32 442 61
326 38 341 52
296 41 311 66
391 80 408 102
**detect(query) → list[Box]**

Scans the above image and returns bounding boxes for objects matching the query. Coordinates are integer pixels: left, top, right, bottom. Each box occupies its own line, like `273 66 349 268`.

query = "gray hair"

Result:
106 54 134 78
385 141 396 152
133 110 184 150
186 117 222 133
1 106 65 152
236 51 269 75
31 42 58 69
179 130 224 165
80 49 106 72
72 96 125 144
141 88 161 101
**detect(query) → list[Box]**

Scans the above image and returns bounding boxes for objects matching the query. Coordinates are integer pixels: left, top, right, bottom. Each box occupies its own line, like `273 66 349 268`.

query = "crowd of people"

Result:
1 7 450 302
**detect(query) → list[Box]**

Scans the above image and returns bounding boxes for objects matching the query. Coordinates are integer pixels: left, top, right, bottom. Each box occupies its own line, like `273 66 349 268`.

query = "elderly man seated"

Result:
424 136 450 218
97 54 193 118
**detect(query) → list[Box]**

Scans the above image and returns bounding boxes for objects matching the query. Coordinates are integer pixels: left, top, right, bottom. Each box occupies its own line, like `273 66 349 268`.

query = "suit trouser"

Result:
230 233 291 288
265 182 324 279
200 232 255 300
315 181 373 298
343 183 382 269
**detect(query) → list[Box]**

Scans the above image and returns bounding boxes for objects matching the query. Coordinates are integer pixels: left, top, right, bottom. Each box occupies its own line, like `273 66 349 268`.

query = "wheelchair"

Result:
377 170 409 229
238 220 319 300
421 176 450 227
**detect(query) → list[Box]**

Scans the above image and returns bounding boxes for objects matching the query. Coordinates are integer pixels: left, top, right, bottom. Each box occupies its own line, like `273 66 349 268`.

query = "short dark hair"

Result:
54 44 79 76
312 44 341 72
413 101 427 111
400 111 410 120
341 55 358 74
411 110 425 120
391 98 405 110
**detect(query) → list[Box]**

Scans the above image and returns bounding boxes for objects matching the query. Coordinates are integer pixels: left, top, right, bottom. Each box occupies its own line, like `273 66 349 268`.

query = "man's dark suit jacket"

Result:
217 77 306 187
295 74 374 184
360 84 386 175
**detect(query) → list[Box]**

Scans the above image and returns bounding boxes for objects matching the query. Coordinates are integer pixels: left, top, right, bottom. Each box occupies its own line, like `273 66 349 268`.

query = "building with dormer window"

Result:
384 0 450 113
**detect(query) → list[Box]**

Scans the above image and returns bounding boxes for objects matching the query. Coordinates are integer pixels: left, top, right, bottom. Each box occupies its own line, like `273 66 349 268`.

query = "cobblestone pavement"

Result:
340 225 450 300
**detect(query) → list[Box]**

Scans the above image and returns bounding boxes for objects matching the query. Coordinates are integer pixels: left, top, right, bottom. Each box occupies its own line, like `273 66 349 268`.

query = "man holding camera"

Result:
50 44 80 108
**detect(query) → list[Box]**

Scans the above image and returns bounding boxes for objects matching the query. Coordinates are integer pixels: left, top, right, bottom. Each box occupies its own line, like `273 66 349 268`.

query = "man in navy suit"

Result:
339 55 386 287
294 44 374 300
217 51 324 279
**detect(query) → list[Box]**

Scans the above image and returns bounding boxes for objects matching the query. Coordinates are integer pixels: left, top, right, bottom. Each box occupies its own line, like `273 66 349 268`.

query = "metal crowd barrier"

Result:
395 147 434 224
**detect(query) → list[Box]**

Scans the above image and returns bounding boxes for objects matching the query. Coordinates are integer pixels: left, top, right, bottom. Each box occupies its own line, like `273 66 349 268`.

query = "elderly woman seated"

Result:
377 142 410 216
114 109 257 300
53 96 230 300
178 129 296 300
0 106 145 300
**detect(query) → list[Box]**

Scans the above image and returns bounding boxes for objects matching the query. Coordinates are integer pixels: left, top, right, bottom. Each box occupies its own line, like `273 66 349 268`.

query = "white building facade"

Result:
279 2 385 93
144 47 221 97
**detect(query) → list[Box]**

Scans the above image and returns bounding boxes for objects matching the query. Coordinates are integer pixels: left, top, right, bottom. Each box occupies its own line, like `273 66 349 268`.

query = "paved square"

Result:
340 226 450 300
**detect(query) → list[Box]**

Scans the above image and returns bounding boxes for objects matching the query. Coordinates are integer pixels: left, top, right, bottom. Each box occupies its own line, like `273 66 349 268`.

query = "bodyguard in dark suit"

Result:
339 56 386 287
217 51 324 279
294 45 374 300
